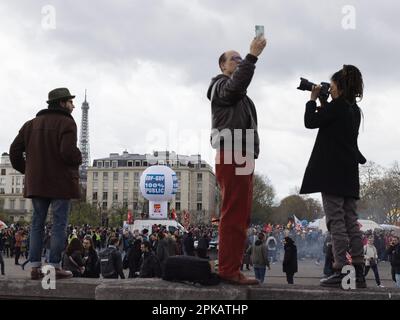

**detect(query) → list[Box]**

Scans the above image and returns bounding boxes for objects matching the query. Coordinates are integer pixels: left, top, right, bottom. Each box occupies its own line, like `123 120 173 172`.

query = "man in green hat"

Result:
9 87 82 280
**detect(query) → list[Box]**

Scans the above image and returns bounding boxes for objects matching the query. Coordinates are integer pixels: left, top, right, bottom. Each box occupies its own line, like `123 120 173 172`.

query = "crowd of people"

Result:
1 222 399 288
0 223 218 280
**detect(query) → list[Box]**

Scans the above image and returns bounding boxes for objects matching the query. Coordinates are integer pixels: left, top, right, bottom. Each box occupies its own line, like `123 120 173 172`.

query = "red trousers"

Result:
216 151 254 278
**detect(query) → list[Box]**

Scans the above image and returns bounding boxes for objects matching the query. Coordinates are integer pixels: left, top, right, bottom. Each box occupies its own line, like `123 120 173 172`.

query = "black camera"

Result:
297 78 330 100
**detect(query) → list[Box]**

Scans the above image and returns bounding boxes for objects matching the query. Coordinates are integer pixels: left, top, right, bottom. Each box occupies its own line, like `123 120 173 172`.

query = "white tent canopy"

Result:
380 224 400 231
308 217 382 233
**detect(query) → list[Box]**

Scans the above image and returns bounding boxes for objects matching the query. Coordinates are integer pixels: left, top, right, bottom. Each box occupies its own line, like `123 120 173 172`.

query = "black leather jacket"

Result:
207 54 260 159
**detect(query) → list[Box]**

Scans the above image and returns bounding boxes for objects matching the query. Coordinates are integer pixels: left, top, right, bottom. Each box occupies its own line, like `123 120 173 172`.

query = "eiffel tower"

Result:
79 90 90 185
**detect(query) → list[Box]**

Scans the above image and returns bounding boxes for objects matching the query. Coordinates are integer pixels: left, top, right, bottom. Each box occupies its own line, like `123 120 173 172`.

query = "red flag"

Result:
171 208 177 220
127 210 133 224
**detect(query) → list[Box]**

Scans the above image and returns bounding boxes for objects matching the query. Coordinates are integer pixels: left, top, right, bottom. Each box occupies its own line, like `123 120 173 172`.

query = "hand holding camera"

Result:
310 85 321 101
250 35 267 57
297 78 331 103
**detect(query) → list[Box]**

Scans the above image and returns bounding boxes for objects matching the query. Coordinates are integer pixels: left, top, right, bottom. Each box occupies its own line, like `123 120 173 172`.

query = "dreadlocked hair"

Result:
331 65 364 105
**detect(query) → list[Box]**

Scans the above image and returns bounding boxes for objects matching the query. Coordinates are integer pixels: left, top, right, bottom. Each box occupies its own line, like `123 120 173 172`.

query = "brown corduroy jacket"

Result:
9 107 82 199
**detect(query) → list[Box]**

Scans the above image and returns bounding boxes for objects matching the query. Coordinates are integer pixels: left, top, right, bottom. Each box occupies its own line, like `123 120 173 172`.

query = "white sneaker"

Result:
377 284 385 288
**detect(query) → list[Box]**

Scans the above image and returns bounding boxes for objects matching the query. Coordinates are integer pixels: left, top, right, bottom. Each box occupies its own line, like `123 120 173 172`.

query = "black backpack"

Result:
99 247 116 278
162 256 220 286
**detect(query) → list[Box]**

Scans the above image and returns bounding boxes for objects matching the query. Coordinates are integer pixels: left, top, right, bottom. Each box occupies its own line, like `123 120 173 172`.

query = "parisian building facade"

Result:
0 152 33 223
86 151 218 224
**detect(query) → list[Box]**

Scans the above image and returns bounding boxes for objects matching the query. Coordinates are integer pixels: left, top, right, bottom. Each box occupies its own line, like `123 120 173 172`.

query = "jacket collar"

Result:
36 108 73 119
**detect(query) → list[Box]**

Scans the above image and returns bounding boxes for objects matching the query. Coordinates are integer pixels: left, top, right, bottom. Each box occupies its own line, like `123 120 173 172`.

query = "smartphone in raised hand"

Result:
255 25 264 38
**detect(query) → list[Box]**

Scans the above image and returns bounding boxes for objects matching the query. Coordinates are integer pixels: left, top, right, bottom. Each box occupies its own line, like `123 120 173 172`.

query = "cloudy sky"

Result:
1 0 399 202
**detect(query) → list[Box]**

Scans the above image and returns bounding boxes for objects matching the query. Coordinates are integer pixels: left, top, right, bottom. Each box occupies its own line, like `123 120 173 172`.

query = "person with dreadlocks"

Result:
299 65 367 288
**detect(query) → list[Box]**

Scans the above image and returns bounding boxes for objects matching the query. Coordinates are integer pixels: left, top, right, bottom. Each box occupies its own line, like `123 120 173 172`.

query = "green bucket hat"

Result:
47 88 76 104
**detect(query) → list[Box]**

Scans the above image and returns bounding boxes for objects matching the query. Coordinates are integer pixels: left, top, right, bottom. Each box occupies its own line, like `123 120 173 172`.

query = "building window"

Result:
197 173 202 181
16 177 21 185
143 161 148 167
113 192 118 201
1 169 5 175
123 182 129 190
97 161 103 168
133 202 138 210
127 161 133 167
135 161 141 167
197 203 202 211
175 202 181 211
93 172 98 180
112 161 117 168
197 193 202 202
113 172 119 181
12 188 14 194
12 176 14 185
0 188 5 194
16 188 21 194
133 191 139 200
176 172 181 178
102 202 108 210
92 201 97 207
20 200 25 210
123 192 128 201
123 202 128 209
124 172 129 179
105 161 110 168
103 192 108 201
103 172 109 179
133 182 139 189
0 177 5 185
93 182 98 190
102 181 108 190
197 182 202 190
176 192 181 201
10 199 15 210
134 172 139 180
92 192 98 200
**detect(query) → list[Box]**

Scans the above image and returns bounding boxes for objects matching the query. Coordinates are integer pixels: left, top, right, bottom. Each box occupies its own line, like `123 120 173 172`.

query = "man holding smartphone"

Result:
207 33 266 285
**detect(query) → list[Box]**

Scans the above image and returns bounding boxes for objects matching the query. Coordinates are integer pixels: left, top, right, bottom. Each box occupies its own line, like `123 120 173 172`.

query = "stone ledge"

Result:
1 278 399 300
95 279 247 300
0 277 100 300
248 284 400 300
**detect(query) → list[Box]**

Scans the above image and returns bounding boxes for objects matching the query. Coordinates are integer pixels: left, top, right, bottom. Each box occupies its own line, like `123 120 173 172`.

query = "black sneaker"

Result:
320 272 345 288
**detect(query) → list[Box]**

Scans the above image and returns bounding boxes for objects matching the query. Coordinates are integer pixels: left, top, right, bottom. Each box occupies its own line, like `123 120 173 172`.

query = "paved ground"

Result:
1 255 397 289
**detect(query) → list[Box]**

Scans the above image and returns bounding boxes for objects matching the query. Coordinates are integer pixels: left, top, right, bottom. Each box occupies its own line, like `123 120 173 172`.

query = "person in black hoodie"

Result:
197 233 210 259
283 237 298 284
299 65 367 288
183 232 195 256
139 241 162 278
127 238 142 278
386 236 400 288
82 236 100 278
206 36 266 286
